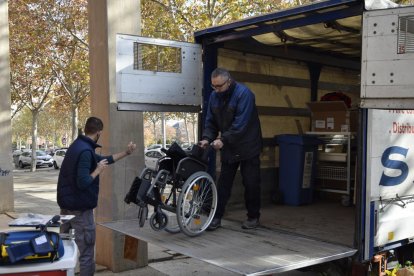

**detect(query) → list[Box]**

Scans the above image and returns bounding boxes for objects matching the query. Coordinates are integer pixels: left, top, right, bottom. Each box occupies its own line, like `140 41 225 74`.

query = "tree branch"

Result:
149 0 195 30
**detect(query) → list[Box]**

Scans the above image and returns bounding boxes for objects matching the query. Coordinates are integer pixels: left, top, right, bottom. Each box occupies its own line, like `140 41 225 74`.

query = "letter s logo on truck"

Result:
380 146 409 186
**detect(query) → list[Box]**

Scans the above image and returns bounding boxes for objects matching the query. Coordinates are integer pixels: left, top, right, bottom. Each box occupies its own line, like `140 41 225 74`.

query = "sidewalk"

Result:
2 168 316 275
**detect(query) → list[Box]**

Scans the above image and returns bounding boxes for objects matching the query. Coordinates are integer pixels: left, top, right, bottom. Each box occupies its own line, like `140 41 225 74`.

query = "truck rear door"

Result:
361 5 414 260
116 35 202 112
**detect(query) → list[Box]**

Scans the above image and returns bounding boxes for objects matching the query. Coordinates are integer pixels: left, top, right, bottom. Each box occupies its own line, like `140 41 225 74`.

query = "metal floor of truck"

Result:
101 201 356 275
226 201 355 247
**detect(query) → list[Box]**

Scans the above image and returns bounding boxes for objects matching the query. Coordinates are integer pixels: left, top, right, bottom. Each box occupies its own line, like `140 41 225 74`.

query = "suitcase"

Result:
0 230 64 265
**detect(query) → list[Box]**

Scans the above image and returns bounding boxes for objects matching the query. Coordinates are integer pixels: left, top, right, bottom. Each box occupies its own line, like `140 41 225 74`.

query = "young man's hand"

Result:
92 159 108 178
126 142 136 155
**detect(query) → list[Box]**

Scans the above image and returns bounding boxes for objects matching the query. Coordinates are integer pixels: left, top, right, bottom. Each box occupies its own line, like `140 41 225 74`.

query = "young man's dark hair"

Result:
84 116 103 135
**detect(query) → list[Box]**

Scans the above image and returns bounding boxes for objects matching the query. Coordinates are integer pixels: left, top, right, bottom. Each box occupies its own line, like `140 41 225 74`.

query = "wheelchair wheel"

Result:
177 171 217 237
149 212 168 231
138 205 148 227
164 216 180 233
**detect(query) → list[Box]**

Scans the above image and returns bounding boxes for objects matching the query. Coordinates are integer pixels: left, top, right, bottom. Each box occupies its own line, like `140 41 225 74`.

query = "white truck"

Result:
105 0 414 274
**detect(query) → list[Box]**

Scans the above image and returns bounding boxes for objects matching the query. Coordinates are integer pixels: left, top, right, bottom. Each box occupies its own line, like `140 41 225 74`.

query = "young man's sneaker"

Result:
242 218 259 229
207 218 221 231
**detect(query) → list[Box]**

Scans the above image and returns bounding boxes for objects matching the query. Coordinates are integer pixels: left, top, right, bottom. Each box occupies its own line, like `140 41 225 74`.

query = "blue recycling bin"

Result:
276 134 321 206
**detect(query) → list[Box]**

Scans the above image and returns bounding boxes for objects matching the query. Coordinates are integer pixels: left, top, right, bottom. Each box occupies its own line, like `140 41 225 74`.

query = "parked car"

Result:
45 148 56 156
144 144 171 153
181 143 196 153
53 148 67 169
12 149 24 168
18 150 54 168
180 142 192 149
144 149 165 170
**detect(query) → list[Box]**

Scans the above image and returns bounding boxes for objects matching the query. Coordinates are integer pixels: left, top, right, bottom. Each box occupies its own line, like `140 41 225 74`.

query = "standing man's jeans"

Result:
214 155 261 219
60 209 96 276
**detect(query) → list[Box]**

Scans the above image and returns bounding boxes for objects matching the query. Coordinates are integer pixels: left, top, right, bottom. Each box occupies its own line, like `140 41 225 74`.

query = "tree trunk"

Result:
161 113 166 146
30 110 39 172
184 116 190 143
192 122 197 143
152 122 157 143
71 102 78 143
52 128 56 149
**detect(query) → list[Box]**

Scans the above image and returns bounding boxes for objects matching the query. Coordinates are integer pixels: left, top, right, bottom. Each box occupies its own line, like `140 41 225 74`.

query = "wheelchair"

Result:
125 142 217 237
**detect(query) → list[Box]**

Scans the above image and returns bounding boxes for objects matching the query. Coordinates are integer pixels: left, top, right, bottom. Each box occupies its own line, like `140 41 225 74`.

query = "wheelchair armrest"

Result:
140 168 153 181
154 169 170 187
145 169 170 198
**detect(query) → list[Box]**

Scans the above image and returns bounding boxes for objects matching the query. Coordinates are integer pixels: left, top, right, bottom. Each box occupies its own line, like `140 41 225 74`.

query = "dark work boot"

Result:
242 218 259 229
207 218 221 231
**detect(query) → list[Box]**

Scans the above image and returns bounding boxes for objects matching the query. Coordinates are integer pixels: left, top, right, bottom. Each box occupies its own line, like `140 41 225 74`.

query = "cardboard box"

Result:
307 101 357 132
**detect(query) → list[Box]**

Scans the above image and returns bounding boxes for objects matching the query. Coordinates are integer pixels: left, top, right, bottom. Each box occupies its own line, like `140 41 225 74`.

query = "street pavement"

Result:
1 168 316 276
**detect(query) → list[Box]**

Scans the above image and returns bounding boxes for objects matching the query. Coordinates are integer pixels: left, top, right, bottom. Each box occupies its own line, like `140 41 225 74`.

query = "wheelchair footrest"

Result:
124 175 152 206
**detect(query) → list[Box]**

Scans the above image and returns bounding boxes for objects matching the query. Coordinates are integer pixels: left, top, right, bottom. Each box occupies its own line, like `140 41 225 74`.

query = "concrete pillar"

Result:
0 0 14 212
88 0 146 272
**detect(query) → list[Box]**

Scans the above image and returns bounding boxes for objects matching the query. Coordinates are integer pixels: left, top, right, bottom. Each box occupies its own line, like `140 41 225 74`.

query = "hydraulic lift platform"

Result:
101 219 356 276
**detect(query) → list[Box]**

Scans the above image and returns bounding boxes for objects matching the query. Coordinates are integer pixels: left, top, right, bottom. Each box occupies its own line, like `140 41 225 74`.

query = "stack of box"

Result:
307 101 357 133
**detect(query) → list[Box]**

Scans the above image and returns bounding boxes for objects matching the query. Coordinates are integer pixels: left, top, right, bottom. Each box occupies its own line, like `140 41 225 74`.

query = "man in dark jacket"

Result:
57 116 136 276
199 68 262 230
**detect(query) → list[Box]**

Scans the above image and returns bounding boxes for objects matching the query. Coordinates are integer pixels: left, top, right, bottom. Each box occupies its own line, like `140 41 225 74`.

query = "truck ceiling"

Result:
195 0 364 70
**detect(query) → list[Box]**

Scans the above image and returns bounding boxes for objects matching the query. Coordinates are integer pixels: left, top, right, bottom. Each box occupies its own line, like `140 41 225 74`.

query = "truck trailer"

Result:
103 0 414 274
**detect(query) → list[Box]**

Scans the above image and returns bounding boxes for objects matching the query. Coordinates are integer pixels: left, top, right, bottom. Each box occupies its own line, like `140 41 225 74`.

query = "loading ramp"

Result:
101 219 356 275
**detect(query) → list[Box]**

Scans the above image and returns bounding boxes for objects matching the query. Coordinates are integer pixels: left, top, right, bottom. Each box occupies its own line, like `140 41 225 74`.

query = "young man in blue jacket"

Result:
199 68 263 230
57 116 136 276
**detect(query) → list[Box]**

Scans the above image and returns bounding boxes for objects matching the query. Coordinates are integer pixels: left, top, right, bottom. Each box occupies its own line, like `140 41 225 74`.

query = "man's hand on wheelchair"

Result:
198 139 209 149
199 138 223 150
211 138 223 150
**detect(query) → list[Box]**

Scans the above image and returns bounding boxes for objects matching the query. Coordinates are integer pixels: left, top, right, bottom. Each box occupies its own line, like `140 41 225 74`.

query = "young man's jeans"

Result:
60 209 96 276
214 155 261 220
